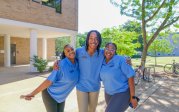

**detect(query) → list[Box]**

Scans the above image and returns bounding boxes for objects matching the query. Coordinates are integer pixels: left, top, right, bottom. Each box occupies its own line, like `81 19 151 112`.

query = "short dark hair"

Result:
85 30 102 55
105 42 117 55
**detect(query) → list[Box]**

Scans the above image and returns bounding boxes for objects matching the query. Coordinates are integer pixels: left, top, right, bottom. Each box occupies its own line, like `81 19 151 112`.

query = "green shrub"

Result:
48 66 53 72
31 55 48 73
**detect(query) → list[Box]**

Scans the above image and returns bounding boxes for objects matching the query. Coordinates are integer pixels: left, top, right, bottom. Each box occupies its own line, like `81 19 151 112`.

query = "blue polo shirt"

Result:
47 58 79 103
100 55 135 95
76 47 104 92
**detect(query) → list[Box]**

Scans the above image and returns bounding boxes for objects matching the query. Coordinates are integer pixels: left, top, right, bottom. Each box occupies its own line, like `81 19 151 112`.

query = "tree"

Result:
101 37 112 48
122 20 143 52
55 36 70 56
75 31 119 48
148 37 174 65
76 33 87 48
172 33 179 44
101 27 140 56
122 20 142 33
110 0 179 66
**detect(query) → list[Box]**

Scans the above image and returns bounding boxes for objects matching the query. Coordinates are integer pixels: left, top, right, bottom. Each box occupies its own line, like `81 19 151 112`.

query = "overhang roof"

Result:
0 18 77 38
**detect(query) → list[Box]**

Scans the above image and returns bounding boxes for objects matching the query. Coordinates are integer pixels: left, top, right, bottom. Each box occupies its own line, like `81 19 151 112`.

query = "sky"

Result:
78 0 131 33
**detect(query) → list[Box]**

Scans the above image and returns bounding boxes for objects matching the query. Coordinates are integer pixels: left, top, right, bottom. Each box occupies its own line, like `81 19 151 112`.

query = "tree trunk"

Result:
154 46 157 66
141 44 148 67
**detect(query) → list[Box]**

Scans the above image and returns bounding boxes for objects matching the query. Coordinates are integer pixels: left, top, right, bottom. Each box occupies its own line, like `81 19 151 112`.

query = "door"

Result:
11 44 16 64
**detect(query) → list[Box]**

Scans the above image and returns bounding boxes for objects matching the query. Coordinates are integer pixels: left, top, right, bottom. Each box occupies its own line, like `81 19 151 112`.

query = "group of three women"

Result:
21 30 138 112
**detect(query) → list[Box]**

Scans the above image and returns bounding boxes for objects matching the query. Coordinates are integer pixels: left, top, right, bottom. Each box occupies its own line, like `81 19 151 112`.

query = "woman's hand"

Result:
53 61 59 70
20 93 34 101
130 98 138 109
126 57 132 66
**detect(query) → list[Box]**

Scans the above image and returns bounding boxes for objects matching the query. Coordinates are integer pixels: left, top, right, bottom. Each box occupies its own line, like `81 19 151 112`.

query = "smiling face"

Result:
88 32 99 50
64 45 75 60
104 43 116 62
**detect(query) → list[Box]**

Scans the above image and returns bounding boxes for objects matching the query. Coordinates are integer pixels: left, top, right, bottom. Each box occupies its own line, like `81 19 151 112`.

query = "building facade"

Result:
0 0 78 71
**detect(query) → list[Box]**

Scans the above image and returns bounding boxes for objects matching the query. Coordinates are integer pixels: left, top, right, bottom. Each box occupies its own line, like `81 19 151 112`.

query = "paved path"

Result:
132 75 179 112
0 66 178 112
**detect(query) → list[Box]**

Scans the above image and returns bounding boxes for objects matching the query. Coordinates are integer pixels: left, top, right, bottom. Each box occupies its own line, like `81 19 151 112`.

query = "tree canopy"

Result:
55 36 70 56
148 37 174 56
110 0 179 66
76 32 87 48
101 26 140 56
75 21 142 56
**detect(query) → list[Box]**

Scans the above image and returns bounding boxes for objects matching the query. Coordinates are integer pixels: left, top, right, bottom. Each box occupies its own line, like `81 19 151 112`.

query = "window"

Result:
32 0 62 13
32 0 41 3
55 0 62 13
42 0 62 13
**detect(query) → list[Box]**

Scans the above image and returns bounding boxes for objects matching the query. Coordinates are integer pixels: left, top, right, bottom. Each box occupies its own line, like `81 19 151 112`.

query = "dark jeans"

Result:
105 89 130 112
42 89 65 112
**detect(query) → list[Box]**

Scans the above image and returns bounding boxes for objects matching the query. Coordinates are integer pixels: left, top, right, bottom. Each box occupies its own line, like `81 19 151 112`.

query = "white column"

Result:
30 30 37 72
4 35 11 67
70 34 77 49
42 38 47 60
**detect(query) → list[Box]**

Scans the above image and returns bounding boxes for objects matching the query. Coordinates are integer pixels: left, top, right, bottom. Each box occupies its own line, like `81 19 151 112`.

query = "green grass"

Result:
132 56 179 72
132 56 179 65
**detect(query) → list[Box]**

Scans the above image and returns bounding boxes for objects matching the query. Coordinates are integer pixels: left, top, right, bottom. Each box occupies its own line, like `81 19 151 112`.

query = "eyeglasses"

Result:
105 48 116 52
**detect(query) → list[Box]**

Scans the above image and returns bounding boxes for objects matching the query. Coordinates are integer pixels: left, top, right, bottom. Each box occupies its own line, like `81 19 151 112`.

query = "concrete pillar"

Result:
42 38 47 60
70 34 77 49
30 30 37 72
4 35 11 67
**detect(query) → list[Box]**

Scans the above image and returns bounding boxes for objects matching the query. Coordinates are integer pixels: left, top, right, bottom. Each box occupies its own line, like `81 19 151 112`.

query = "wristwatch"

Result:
132 96 140 102
129 96 140 108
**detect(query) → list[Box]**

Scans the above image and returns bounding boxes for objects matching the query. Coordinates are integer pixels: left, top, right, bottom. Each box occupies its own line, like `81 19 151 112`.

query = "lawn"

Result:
132 56 179 72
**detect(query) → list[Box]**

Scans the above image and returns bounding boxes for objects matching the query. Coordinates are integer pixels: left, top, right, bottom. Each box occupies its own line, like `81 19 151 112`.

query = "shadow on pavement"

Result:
0 65 50 85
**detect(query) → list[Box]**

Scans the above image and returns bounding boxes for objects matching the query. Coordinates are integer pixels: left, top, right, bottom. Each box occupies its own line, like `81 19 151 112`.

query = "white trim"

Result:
0 18 77 35
70 34 77 49
4 35 11 67
42 38 47 60
30 30 37 72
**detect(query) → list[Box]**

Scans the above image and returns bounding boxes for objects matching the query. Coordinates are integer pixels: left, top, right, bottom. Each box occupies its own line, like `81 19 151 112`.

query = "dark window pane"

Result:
55 0 62 13
42 0 55 8
41 0 62 13
32 0 41 3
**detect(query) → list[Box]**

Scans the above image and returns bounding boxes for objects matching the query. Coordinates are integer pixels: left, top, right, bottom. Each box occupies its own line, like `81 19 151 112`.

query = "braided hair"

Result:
85 30 102 55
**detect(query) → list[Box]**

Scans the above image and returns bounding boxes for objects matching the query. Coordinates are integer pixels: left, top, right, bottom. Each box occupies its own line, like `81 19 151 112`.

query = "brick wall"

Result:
11 37 30 65
0 0 78 31
37 38 56 61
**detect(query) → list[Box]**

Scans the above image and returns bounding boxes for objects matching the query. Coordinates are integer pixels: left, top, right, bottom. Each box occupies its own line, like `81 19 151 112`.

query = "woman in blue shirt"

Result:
75 30 104 112
20 45 79 112
100 42 138 112
53 30 104 112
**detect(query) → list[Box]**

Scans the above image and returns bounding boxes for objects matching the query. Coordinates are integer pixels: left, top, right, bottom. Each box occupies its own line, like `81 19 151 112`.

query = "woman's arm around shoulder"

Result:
53 60 61 70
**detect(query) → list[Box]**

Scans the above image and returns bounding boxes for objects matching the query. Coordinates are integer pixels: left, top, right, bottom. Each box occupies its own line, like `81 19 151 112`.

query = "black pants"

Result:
105 89 130 112
42 89 65 112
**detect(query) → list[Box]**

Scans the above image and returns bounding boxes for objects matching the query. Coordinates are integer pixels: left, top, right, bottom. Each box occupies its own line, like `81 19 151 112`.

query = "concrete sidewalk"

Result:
0 66 179 112
132 75 179 112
